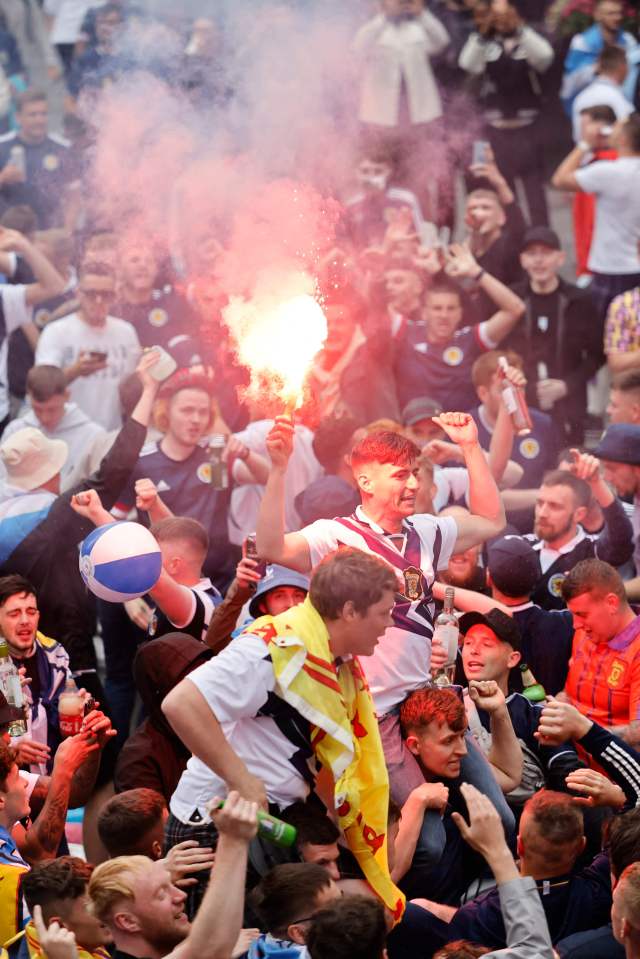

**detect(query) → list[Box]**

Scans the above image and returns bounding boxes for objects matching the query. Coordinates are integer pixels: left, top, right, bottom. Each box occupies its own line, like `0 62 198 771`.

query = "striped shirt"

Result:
300 506 457 714
565 616 640 728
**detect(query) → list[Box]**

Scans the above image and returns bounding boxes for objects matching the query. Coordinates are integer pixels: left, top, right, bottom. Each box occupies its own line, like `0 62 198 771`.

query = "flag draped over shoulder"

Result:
246 597 405 921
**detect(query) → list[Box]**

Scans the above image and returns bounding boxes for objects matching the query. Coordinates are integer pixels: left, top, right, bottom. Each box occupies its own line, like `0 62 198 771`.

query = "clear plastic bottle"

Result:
58 676 84 737
432 587 460 686
0 639 27 736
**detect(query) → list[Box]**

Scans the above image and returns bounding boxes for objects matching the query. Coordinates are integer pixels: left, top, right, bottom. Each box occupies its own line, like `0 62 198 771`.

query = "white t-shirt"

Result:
574 157 640 274
0 285 32 422
299 505 457 715
35 313 141 429
170 633 314 822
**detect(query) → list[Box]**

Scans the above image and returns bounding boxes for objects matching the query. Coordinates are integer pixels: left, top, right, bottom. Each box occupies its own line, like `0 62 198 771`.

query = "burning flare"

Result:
223 271 327 410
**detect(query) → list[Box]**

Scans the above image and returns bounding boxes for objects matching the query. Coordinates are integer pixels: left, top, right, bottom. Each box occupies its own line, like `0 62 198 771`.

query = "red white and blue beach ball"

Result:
79 522 162 602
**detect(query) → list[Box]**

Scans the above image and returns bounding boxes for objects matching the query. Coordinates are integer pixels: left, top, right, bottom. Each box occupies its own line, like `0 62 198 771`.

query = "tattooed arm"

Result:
15 733 99 863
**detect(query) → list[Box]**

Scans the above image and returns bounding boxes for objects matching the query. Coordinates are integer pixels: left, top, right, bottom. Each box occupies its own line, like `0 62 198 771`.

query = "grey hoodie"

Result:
1 402 106 490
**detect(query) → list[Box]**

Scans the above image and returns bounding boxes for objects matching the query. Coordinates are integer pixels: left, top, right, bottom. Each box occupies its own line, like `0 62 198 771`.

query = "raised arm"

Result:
468 681 523 792
433 413 505 552
444 244 525 344
170 792 258 959
255 416 312 572
571 450 634 567
0 228 65 306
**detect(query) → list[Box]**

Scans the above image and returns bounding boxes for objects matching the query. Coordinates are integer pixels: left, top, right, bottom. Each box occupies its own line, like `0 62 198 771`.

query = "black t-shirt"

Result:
14 649 41 703
527 288 561 375
111 289 198 349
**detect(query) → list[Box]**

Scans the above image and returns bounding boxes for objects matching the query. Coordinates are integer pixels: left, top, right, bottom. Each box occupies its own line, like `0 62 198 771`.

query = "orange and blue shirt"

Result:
565 616 640 728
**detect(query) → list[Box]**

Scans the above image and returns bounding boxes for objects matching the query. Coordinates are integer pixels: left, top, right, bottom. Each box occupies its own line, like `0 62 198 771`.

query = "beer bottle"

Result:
209 800 297 847
520 663 546 703
498 356 533 436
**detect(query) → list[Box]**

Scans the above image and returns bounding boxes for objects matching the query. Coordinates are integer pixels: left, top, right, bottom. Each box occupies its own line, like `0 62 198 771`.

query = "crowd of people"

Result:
0 0 639 957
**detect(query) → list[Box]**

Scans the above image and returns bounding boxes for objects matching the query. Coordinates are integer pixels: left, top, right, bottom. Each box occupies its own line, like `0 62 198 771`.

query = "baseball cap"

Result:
402 397 443 427
520 226 561 252
487 535 540 598
594 423 640 465
0 427 68 491
458 608 522 651
248 564 310 618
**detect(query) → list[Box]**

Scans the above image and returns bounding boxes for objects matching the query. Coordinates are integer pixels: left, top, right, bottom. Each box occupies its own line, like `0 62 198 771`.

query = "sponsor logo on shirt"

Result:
43 154 59 171
548 573 566 598
607 658 628 689
149 308 169 328
519 437 541 460
443 346 464 367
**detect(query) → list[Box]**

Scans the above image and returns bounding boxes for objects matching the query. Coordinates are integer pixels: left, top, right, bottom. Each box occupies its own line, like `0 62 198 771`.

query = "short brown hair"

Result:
78 260 116 283
433 944 490 959
471 349 523 390
22 857 93 919
252 863 333 937
520 790 584 867
561 558 626 603
97 789 167 858
617 862 640 930
88 856 150 923
307 895 387 959
350 430 420 472
17 88 47 111
0 741 16 790
613 370 640 394
150 517 209 559
27 365 67 402
606 808 640 880
400 687 466 737
309 547 397 619
541 469 591 509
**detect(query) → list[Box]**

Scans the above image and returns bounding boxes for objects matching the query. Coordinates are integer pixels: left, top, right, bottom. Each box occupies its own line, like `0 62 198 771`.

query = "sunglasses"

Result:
80 289 116 301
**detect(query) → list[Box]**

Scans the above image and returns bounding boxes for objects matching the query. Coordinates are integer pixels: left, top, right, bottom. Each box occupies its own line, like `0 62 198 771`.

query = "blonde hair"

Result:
363 418 405 435
88 856 151 922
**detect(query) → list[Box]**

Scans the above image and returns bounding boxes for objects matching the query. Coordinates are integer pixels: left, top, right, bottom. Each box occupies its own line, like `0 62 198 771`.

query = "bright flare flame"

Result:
223 272 327 410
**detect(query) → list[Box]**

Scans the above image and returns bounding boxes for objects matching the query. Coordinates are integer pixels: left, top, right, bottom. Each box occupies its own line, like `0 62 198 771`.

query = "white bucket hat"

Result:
0 427 68 491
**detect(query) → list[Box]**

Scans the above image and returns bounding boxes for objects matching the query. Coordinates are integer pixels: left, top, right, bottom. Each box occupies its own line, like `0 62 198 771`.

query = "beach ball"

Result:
79 522 162 602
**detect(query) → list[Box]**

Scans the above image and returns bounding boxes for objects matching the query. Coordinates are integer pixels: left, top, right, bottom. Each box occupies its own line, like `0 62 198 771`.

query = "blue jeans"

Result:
378 709 515 868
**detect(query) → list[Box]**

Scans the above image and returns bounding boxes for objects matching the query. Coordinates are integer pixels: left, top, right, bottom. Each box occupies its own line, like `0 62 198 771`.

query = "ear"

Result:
556 250 566 268
507 649 521 669
341 599 357 622
476 384 489 404
357 471 372 495
574 505 588 526
113 910 141 935
151 839 162 860
405 734 420 757
287 923 307 945
516 834 524 859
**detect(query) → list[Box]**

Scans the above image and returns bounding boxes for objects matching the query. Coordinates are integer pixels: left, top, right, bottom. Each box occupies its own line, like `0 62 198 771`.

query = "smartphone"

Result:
88 350 107 362
243 534 267 581
472 140 491 166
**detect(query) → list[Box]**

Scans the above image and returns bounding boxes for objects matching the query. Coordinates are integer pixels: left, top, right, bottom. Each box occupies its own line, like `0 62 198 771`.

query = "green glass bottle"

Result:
520 663 546 703
211 800 297 848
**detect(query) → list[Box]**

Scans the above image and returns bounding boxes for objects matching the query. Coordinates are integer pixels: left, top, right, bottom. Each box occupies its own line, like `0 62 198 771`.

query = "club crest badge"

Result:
403 565 424 601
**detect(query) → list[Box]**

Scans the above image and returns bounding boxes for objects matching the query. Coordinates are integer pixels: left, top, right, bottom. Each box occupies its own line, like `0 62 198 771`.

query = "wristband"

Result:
474 268 485 283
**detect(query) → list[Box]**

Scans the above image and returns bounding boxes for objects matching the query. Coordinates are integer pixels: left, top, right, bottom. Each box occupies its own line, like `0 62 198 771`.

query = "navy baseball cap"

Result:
594 423 640 465
487 535 540 598
248 564 310 618
459 608 521 651
520 226 561 252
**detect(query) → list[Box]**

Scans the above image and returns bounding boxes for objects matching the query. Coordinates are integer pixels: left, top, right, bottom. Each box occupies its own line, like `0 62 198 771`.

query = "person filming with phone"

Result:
35 261 141 430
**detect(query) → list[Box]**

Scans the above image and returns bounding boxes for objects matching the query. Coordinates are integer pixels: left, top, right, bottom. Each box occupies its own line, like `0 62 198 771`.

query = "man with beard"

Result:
88 792 257 959
524 460 633 610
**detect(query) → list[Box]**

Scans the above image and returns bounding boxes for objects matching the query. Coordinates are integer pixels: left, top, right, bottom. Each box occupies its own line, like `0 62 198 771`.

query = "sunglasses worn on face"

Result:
81 289 115 301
